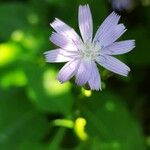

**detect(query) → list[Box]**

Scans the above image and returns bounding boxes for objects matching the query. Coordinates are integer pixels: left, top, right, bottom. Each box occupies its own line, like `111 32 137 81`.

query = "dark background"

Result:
0 0 150 149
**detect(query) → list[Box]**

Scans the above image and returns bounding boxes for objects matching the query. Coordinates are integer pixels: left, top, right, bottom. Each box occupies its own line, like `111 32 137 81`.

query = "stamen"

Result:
79 42 101 60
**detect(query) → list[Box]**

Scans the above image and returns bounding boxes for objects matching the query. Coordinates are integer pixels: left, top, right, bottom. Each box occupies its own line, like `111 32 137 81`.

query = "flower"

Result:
110 0 134 11
44 4 135 91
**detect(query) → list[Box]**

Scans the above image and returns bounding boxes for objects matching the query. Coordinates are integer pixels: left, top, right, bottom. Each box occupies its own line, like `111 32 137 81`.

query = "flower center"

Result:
79 42 100 60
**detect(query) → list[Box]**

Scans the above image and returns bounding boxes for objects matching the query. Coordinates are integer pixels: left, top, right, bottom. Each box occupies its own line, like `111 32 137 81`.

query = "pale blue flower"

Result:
111 0 134 11
44 4 135 90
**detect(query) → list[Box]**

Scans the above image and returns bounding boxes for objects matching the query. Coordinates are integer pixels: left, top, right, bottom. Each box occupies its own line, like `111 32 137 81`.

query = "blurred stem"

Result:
52 119 74 129
48 127 66 150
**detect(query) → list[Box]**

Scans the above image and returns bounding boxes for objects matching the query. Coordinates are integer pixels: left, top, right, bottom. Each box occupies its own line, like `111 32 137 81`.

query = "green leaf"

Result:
0 88 49 150
0 3 29 39
80 92 146 150
48 128 66 150
24 62 73 115
127 27 150 67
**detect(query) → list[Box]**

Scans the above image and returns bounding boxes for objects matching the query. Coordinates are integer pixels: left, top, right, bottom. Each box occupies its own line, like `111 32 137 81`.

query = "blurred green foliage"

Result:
0 0 150 150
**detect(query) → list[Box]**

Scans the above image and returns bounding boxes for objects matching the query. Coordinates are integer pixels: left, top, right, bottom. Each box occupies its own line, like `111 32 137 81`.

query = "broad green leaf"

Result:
17 142 48 150
24 62 73 115
0 88 49 150
48 128 66 150
0 3 29 39
127 27 150 66
79 92 146 150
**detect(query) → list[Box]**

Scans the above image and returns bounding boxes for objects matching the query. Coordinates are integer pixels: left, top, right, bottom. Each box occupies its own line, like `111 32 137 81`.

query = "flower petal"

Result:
78 4 93 42
96 55 130 76
75 60 92 85
50 18 82 48
57 59 80 83
44 49 75 63
101 40 135 55
94 12 120 43
50 32 78 51
96 23 126 47
88 62 101 91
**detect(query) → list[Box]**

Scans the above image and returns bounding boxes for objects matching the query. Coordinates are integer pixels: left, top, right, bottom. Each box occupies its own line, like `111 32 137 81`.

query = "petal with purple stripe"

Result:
44 49 75 63
78 4 93 42
94 12 120 43
75 60 92 85
88 61 101 90
57 59 80 83
50 18 82 48
50 32 78 51
96 24 126 47
101 40 135 55
96 55 130 76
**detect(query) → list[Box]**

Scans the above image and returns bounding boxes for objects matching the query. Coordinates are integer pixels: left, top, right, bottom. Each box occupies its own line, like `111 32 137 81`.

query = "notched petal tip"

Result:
124 72 130 77
79 4 89 7
57 77 64 84
49 19 55 27
112 11 120 17
131 39 136 46
50 18 59 28
43 51 50 55
121 68 131 76
108 11 121 23
118 23 126 30
90 86 101 91
85 4 90 9
95 87 101 91
49 32 57 41
57 73 66 83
